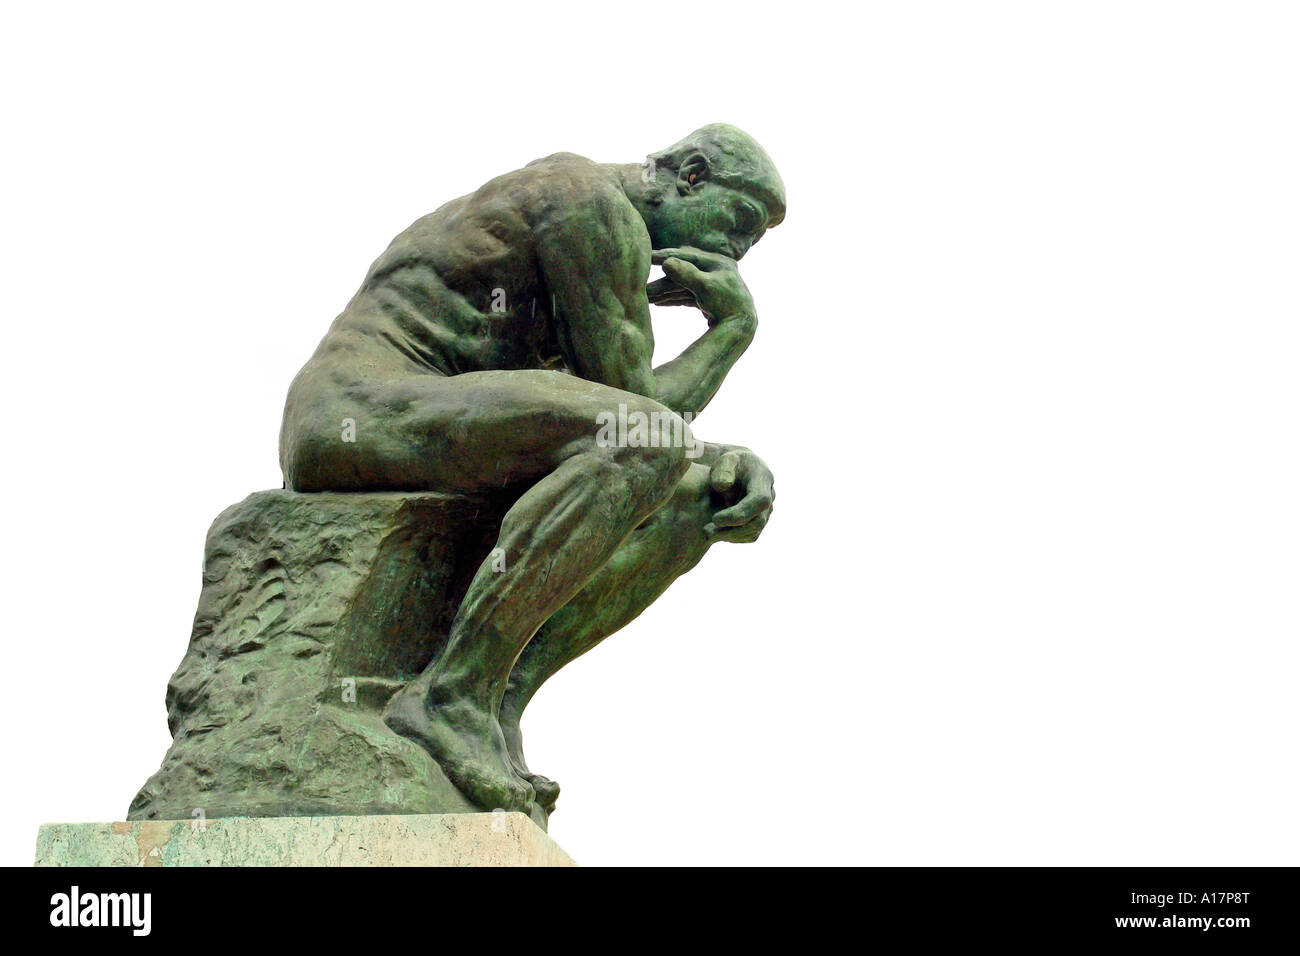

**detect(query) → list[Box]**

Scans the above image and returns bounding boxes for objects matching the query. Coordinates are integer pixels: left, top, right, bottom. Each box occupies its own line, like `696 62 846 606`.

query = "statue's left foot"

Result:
502 711 561 814
383 687 535 813
525 773 560 815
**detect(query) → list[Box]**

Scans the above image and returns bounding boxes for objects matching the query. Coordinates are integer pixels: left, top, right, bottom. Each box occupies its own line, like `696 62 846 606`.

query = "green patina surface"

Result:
132 125 785 824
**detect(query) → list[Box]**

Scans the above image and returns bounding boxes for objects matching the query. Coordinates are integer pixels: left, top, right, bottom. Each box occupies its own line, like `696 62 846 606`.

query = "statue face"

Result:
647 180 770 261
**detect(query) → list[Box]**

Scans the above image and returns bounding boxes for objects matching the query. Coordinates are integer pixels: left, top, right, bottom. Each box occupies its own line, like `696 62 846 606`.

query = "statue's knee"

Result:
601 444 684 515
643 425 693 499
673 462 713 505
607 444 680 503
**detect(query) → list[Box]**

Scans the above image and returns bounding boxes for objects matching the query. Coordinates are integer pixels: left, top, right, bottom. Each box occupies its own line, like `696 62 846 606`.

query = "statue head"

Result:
636 123 785 260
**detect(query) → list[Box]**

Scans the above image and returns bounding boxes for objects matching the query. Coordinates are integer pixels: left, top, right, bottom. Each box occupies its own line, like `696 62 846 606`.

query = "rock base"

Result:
35 813 574 867
127 490 552 826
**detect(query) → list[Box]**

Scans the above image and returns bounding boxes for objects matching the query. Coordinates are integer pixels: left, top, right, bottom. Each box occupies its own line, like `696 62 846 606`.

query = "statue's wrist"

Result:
710 310 757 336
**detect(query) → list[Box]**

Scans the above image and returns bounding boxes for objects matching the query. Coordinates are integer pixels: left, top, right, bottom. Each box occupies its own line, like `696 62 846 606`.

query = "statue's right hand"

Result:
645 275 697 307
649 247 756 326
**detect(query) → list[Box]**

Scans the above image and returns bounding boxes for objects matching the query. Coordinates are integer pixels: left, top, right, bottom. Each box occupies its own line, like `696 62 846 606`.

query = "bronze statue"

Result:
131 124 784 825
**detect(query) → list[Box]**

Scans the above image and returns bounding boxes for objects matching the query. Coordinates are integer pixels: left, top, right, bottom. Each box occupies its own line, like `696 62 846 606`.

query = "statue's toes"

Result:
527 774 560 814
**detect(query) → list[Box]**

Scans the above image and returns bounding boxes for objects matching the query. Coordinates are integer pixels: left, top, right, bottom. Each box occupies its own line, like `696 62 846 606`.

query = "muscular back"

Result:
315 153 653 379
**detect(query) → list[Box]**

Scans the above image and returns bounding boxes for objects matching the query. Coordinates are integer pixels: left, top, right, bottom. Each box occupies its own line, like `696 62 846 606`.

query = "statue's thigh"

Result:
290 368 670 494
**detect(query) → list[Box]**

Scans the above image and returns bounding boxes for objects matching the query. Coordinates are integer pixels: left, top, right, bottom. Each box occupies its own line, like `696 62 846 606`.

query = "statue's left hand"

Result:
705 449 775 543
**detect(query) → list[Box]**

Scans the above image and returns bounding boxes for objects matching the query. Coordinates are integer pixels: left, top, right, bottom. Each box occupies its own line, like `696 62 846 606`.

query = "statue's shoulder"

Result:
519 153 634 233
523 152 615 193
524 150 597 169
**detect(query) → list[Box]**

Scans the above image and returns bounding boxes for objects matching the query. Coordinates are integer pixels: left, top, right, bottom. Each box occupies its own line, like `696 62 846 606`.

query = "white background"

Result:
2 2 1296 866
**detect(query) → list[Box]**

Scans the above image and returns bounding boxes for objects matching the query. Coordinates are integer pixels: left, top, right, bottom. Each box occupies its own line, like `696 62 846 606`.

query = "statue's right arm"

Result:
536 194 754 418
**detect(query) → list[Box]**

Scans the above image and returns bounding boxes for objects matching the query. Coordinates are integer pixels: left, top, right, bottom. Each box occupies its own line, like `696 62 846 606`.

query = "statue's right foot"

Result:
383 688 534 813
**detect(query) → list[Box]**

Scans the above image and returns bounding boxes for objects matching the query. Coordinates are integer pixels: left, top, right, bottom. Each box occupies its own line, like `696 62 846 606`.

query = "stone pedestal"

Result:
35 813 574 867
128 489 553 826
